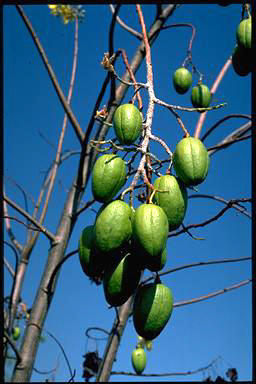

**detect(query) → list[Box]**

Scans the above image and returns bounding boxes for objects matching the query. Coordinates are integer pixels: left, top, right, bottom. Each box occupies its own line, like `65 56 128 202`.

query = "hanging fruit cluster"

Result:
232 7 252 77
173 66 211 110
78 98 210 342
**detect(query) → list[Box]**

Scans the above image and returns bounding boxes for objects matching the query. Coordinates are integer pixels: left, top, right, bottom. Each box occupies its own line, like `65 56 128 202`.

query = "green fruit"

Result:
146 247 167 272
236 17 251 50
173 137 210 186
93 200 133 254
153 175 187 230
92 154 127 203
103 253 141 307
113 104 143 145
132 204 169 267
232 45 252 77
133 283 173 340
78 225 105 278
131 347 147 375
173 67 192 94
191 84 211 109
12 327 21 341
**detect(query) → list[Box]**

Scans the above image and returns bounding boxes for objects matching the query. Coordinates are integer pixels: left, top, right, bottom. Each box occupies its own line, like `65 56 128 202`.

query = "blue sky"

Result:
4 4 252 382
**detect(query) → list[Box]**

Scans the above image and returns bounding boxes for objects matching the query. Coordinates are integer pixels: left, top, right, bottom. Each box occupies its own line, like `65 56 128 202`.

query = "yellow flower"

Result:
48 5 57 9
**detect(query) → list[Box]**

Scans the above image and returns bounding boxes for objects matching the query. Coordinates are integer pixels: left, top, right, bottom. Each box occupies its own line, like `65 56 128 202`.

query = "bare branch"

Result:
173 279 251 308
201 114 251 143
15 6 84 145
194 56 232 138
169 198 252 238
3 195 57 244
111 356 219 377
143 256 251 284
189 193 252 219
109 5 143 40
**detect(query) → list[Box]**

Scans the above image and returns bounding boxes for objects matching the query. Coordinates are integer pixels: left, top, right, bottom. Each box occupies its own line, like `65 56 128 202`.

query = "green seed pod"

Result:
153 175 187 231
92 154 126 203
173 67 192 94
78 225 105 278
131 347 147 375
93 200 133 254
103 253 141 307
133 283 173 340
173 137 210 186
191 84 211 109
236 17 251 50
232 45 252 77
132 204 169 268
113 104 143 145
12 327 21 341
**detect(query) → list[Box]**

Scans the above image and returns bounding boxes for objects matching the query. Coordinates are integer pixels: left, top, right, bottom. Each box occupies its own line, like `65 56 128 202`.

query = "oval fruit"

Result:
146 247 167 272
78 225 105 278
232 45 252 77
236 17 251 50
93 200 133 254
92 154 126 203
191 84 211 109
103 253 141 307
133 283 173 340
172 137 210 186
131 347 147 375
153 175 187 230
12 327 21 341
132 204 169 267
173 67 192 94
113 103 143 145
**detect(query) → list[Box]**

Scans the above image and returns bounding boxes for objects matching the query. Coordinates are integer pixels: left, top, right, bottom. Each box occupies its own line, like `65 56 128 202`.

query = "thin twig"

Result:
189 193 251 218
169 198 251 237
194 56 232 139
173 278 251 308
15 5 84 145
111 357 219 377
36 17 79 237
3 195 57 244
109 5 143 40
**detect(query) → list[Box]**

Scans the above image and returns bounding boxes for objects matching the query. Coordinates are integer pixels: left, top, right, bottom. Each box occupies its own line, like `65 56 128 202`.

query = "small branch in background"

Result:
3 195 57 244
109 4 143 40
169 198 252 238
143 256 251 285
3 199 23 254
201 114 251 143
118 49 143 109
194 56 232 139
111 356 219 377
173 278 251 308
189 193 252 219
15 5 84 145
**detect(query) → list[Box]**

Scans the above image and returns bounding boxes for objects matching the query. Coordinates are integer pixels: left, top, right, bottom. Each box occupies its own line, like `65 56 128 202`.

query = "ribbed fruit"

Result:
172 137 210 186
236 17 251 50
93 200 133 254
153 175 187 230
113 104 142 145
78 225 105 278
92 154 126 203
103 253 141 307
191 84 211 109
173 67 192 94
232 45 252 77
132 204 169 268
133 283 173 340
131 348 147 375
